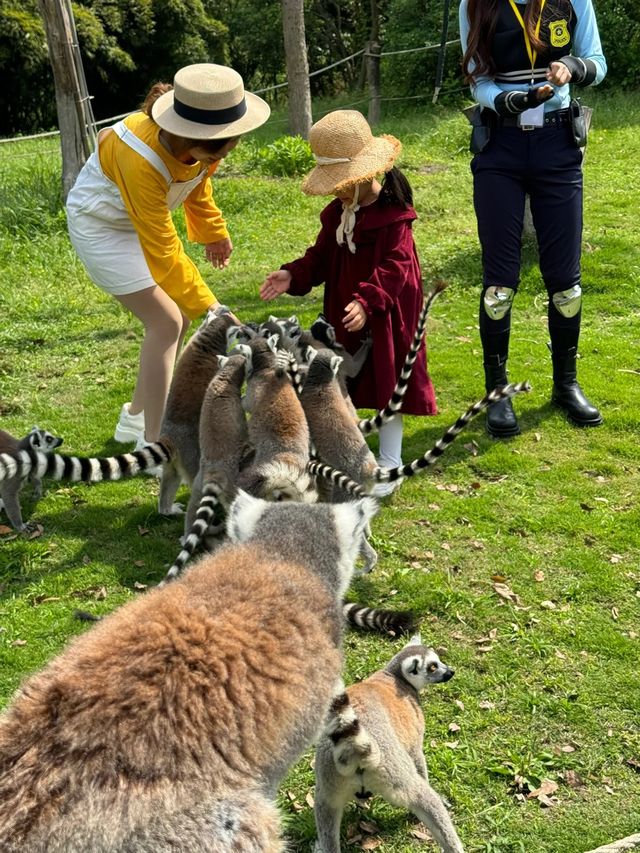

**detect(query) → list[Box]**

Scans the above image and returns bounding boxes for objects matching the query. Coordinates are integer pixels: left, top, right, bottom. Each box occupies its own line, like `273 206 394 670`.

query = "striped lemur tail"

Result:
358 279 447 435
159 479 224 586
0 442 173 485
309 382 532 496
325 691 381 776
75 599 416 637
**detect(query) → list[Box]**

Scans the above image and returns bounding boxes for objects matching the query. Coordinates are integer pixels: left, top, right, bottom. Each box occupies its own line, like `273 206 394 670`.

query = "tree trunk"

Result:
38 0 94 200
281 0 312 139
367 0 381 125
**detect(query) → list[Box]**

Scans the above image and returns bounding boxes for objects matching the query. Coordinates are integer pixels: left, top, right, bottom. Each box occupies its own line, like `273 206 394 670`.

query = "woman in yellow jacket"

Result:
66 64 269 448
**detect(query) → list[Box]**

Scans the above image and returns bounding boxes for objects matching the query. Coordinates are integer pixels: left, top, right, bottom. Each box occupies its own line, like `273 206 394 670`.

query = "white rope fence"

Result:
1 37 462 145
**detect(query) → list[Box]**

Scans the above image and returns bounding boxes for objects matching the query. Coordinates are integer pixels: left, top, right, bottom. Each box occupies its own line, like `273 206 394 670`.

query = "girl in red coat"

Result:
260 109 436 496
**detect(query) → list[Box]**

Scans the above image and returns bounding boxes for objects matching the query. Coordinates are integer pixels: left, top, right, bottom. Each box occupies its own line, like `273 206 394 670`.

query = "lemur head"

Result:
304 348 343 386
234 335 279 377
388 634 455 691
28 427 63 452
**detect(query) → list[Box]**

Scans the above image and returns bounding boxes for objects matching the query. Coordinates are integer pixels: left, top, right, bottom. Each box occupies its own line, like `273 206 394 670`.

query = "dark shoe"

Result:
484 354 521 438
486 395 521 437
551 346 603 427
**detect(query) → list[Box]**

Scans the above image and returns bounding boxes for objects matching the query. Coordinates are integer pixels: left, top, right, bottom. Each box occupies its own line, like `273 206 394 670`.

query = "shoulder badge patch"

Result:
549 19 570 48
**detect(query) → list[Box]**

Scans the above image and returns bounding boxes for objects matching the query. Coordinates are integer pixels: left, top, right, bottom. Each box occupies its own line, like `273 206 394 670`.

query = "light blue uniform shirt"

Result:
459 0 607 112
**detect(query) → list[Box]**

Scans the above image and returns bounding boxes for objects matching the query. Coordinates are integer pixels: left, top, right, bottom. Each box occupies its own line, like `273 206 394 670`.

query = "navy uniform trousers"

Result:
471 118 584 359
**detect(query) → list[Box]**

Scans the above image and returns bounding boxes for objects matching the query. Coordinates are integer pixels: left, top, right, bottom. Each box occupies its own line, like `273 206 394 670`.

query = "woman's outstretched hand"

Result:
205 238 233 269
260 270 292 301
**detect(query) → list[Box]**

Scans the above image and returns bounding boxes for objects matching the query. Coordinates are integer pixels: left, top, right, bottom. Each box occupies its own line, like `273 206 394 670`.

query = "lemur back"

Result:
0 492 377 853
236 336 316 503
0 427 63 530
314 635 464 853
162 353 250 584
157 313 239 515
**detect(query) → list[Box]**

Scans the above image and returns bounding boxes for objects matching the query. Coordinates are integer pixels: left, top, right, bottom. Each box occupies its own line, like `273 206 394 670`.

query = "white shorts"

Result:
66 151 155 297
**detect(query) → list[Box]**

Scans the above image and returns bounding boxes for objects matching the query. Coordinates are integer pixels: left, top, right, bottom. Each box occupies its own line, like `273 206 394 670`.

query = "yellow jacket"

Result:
99 112 228 319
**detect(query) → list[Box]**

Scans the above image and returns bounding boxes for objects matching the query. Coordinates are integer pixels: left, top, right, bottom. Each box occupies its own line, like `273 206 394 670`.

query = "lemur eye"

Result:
428 663 438 673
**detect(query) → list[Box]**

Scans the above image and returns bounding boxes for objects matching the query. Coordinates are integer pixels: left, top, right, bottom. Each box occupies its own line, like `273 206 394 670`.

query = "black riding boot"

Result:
551 346 603 427
484 353 520 438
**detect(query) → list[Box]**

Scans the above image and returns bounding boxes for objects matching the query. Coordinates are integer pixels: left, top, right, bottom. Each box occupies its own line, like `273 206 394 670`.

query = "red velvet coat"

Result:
282 197 437 415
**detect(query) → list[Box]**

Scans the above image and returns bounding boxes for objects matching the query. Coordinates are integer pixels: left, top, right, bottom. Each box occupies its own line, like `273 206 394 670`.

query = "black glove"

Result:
494 86 553 117
557 55 597 85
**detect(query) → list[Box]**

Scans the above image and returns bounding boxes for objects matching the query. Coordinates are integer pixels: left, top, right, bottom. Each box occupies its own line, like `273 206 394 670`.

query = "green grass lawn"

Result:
1 90 639 852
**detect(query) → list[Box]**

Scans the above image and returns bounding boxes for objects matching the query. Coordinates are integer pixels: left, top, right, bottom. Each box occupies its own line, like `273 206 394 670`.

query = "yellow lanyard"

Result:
508 0 546 72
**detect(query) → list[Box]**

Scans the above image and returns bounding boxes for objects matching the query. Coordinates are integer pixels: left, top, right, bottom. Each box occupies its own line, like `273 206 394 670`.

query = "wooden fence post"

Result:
38 0 96 199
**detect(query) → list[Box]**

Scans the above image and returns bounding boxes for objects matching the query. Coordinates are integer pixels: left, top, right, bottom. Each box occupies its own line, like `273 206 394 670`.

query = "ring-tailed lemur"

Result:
358 279 447 435
157 312 240 516
314 635 464 853
160 353 250 586
308 382 532 497
235 335 316 504
0 427 63 530
0 492 377 853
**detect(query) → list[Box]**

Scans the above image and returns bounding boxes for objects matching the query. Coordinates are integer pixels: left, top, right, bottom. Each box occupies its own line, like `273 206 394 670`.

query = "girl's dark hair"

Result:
379 167 413 208
140 82 235 156
462 0 547 83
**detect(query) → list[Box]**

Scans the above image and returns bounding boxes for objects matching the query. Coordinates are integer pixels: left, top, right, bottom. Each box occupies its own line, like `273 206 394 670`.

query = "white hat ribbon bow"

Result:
335 183 360 254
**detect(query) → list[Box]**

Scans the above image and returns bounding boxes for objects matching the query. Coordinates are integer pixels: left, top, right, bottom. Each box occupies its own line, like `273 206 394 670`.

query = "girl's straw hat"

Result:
302 110 401 196
152 64 270 140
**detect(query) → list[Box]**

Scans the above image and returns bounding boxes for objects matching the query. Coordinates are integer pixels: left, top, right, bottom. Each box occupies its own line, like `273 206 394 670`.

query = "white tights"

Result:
377 414 404 470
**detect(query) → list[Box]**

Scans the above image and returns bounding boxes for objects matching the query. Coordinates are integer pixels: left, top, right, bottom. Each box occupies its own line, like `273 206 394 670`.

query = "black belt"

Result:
493 108 572 130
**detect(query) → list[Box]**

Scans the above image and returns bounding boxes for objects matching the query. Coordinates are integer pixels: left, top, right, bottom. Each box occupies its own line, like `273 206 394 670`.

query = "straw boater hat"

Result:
302 110 402 196
152 63 270 140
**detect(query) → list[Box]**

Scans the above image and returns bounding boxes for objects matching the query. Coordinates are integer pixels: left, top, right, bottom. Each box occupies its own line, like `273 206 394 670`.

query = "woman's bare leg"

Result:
115 287 190 441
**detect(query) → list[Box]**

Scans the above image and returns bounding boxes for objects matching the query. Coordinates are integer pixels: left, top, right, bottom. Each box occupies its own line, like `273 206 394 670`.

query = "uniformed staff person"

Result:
459 0 606 436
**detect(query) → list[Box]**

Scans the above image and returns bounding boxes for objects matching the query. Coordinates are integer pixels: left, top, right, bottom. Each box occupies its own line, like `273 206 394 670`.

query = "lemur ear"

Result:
217 354 229 369
305 346 318 364
287 314 298 324
234 343 253 374
405 633 422 648
266 333 279 354
227 489 268 542
329 355 343 377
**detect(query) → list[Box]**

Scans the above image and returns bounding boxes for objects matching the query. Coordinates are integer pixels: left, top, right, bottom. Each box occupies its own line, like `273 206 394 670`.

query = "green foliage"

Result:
595 0 640 88
245 135 315 178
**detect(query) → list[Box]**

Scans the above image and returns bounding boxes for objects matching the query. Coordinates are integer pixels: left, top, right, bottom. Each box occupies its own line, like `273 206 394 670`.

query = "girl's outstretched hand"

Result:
343 300 367 332
260 270 292 301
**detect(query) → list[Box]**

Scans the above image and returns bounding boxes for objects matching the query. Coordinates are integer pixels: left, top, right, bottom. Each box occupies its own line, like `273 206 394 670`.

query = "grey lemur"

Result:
161 352 250 585
0 427 63 530
235 335 316 503
157 312 239 516
0 491 377 852
314 635 464 853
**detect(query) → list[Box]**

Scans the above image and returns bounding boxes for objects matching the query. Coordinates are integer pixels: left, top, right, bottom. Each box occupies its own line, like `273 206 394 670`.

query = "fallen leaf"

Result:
476 645 493 653
305 792 315 808
95 587 107 600
528 779 559 800
27 524 44 539
138 526 150 536
479 700 495 710
611 607 619 620
493 582 522 605
488 627 498 639
540 600 556 610
428 503 441 511
534 570 545 582
134 560 145 568
444 740 459 749
463 441 478 457
563 770 585 787
286 791 296 802
410 826 432 840
0 524 13 535
448 722 461 733
625 758 640 774
358 820 378 834
454 699 465 712
534 432 541 442
471 540 485 550
559 744 575 753
82 554 91 565
441 542 451 551
133 581 147 590
360 839 383 850
610 554 623 564
11 639 27 647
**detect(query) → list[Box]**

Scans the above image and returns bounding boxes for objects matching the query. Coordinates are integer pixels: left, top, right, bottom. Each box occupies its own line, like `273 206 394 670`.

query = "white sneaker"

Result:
114 403 145 443
371 479 402 498
134 435 163 478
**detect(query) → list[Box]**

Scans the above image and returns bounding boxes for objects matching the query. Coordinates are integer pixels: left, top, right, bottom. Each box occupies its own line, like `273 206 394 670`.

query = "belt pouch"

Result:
569 98 590 148
463 104 491 154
